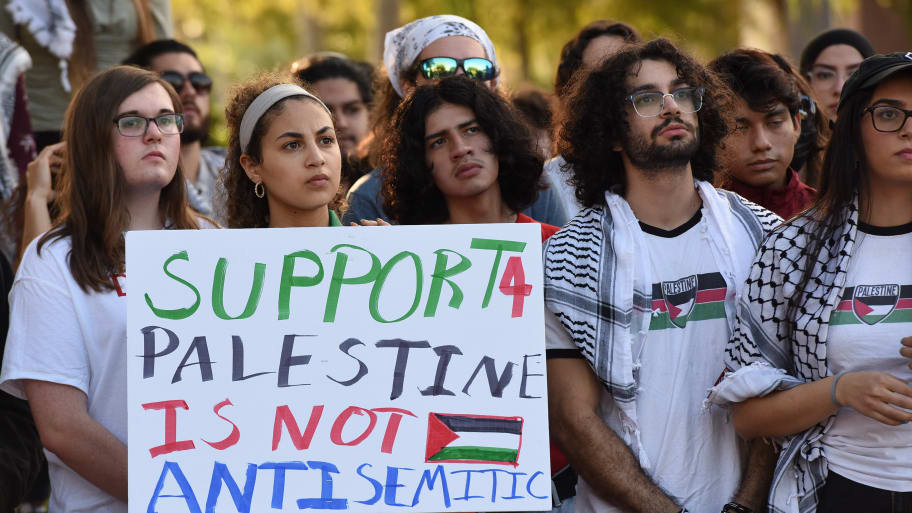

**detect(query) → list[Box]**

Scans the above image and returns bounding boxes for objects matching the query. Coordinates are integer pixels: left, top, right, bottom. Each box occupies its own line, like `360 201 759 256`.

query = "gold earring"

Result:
254 181 265 198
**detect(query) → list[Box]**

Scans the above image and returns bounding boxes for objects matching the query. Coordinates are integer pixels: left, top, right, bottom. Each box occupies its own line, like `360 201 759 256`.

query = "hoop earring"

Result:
254 181 265 198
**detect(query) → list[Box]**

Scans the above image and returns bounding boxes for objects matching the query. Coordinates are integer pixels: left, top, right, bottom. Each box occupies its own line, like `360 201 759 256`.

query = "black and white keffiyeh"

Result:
708 200 859 513
544 180 779 466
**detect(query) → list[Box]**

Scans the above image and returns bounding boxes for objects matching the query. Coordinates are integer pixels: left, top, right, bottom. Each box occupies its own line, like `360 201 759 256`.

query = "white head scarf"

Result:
383 15 498 98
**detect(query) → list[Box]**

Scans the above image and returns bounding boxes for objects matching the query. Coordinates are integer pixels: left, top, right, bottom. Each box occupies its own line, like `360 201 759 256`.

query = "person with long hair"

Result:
223 72 343 228
709 53 912 512
0 65 205 512
343 14 567 228
382 77 557 238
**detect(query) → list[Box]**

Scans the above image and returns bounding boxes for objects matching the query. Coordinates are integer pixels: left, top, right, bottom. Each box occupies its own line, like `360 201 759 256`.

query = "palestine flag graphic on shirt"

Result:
425 413 523 466
830 284 912 325
649 272 727 330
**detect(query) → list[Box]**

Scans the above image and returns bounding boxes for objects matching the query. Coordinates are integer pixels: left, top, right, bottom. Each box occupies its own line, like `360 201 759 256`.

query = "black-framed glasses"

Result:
160 71 212 93
627 87 705 117
864 105 912 133
113 113 184 137
416 57 497 81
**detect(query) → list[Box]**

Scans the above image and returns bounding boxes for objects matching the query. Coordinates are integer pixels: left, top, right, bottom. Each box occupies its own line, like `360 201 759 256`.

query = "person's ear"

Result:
239 153 263 185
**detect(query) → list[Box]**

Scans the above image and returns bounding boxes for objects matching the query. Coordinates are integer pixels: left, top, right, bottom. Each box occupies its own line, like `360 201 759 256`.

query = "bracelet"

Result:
830 371 848 407
722 502 754 513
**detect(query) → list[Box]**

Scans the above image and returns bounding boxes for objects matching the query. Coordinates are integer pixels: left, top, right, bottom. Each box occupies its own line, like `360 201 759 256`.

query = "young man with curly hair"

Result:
544 39 781 513
381 77 558 241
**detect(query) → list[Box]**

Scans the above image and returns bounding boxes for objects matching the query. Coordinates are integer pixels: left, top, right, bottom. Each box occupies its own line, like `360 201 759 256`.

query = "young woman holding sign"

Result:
0 66 207 512
223 73 345 228
710 53 912 511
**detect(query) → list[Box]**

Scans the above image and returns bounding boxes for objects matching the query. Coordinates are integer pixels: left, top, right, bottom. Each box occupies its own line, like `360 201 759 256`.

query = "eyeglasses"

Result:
113 113 184 137
864 105 912 132
416 57 497 81
627 87 705 117
160 71 212 93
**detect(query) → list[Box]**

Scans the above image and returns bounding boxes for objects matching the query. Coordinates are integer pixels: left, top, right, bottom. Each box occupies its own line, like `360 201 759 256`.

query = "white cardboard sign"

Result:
126 224 551 512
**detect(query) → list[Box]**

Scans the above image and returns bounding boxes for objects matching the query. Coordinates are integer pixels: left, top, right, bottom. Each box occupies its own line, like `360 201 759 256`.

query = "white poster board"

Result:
126 224 551 512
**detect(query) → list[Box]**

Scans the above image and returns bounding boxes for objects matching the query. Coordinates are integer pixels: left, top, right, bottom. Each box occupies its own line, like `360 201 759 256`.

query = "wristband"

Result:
830 371 848 408
722 502 754 513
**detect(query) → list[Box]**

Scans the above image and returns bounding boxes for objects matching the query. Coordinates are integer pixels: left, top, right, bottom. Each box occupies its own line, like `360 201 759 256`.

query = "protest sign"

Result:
126 223 551 512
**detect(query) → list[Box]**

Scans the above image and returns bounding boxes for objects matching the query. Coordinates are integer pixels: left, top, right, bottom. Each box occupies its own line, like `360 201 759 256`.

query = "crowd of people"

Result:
0 5 909 513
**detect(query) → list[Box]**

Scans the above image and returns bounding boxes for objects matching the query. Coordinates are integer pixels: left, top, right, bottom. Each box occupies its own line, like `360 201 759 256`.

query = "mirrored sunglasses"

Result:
417 57 497 81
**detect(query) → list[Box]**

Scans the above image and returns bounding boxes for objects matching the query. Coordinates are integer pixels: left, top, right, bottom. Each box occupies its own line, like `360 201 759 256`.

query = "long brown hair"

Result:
38 66 199 292
67 0 155 91
782 81 876 336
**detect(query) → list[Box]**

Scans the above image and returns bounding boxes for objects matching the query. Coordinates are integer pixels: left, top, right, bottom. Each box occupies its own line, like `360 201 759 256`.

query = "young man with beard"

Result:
709 49 816 219
123 40 226 220
544 39 780 513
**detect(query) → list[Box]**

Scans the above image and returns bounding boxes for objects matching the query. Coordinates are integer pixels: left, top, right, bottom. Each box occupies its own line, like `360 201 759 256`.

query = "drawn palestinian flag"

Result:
649 272 727 330
425 413 523 466
831 284 912 326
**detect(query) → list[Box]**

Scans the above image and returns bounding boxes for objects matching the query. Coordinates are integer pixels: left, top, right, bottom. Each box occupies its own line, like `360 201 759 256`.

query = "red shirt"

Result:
516 212 560 241
724 168 816 220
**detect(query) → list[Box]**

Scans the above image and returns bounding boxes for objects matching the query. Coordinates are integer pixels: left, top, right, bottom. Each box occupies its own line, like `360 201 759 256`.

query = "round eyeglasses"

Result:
864 105 912 133
627 87 705 118
113 113 184 137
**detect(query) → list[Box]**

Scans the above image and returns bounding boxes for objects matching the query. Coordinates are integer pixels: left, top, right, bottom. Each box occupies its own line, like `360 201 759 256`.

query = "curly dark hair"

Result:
381 77 544 225
558 38 734 207
554 20 640 97
222 71 342 228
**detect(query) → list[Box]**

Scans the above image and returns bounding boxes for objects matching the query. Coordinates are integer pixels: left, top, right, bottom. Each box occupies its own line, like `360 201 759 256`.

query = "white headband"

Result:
239 84 330 153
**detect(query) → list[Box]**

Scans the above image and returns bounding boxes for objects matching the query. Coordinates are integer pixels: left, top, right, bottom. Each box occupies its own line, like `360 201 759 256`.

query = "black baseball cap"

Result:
838 51 912 112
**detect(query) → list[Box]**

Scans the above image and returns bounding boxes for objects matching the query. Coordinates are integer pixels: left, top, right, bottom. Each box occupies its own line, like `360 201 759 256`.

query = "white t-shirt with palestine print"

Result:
546 209 745 513
822 220 912 492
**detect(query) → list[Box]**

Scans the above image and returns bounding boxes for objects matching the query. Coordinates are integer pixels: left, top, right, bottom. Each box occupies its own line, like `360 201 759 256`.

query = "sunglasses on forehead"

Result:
415 57 498 82
160 71 212 93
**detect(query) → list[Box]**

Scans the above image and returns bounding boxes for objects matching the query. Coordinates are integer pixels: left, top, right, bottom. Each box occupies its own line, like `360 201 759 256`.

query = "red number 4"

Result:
498 256 532 317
